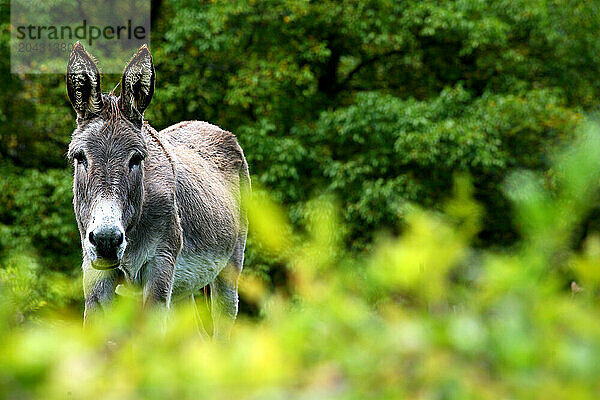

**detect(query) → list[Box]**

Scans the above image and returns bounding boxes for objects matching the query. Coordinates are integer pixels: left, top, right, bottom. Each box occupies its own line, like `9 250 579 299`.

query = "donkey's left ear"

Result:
119 45 155 124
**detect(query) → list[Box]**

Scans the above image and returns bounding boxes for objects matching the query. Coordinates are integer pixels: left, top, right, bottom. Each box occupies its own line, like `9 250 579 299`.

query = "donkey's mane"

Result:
143 121 176 177
100 95 121 136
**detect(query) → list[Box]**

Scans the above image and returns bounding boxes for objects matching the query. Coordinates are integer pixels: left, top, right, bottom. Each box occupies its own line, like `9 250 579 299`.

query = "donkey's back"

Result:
160 121 250 338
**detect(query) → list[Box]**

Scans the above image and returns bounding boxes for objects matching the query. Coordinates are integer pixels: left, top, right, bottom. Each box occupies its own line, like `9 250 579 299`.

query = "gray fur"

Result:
66 42 250 340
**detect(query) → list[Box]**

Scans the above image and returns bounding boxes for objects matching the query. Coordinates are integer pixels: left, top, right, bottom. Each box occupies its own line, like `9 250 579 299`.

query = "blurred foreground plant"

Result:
1 124 600 399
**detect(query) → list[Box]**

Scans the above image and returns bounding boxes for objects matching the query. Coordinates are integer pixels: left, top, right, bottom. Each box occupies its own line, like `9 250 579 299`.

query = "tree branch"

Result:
335 49 404 92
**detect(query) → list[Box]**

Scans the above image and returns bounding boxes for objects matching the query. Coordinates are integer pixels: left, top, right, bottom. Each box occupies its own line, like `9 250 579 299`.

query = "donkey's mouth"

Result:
90 258 120 270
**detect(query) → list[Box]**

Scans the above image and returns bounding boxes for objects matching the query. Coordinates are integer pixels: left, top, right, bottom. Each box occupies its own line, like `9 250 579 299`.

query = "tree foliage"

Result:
149 0 595 251
0 0 599 306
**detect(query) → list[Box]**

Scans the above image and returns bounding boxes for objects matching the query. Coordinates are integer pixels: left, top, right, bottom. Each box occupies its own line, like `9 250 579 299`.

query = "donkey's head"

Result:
66 42 155 270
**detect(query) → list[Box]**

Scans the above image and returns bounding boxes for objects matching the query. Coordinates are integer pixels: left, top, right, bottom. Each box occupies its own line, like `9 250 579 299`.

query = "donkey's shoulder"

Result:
159 120 246 176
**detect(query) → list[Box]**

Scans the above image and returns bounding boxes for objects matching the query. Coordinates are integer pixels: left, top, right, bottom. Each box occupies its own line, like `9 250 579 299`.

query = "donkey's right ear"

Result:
66 42 103 119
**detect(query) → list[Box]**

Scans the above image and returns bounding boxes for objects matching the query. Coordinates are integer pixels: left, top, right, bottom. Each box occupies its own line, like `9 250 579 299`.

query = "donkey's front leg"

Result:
141 253 177 310
141 252 177 335
82 260 120 327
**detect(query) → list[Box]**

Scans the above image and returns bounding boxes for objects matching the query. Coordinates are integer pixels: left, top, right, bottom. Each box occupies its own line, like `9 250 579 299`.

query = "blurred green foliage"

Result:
1 0 600 380
1 123 600 398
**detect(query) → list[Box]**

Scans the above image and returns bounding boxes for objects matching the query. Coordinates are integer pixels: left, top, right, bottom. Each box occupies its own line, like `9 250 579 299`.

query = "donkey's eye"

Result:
129 153 143 170
74 152 88 169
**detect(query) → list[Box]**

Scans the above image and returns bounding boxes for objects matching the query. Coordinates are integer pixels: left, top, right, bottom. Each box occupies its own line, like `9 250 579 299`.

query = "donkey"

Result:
66 42 250 340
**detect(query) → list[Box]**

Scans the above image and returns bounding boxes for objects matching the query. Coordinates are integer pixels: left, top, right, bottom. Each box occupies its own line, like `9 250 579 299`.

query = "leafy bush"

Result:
0 166 78 260
301 87 579 248
1 124 600 398
0 165 82 316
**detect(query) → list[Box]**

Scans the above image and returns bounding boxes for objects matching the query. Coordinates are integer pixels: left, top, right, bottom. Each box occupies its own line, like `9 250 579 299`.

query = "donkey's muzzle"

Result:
89 227 124 262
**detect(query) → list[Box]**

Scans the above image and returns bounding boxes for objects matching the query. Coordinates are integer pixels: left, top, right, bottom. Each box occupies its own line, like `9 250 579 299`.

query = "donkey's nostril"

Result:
116 231 124 246
89 227 124 260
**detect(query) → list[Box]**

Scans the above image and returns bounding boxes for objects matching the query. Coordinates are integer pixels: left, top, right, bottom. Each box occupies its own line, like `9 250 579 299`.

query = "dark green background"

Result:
1 0 599 314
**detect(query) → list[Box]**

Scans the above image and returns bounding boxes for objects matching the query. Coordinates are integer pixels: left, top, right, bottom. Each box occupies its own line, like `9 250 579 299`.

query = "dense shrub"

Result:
0 124 599 398
300 88 579 248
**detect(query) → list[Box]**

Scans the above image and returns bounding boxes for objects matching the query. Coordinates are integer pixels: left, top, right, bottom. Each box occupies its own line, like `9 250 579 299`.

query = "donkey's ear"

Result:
66 42 103 119
119 45 155 124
